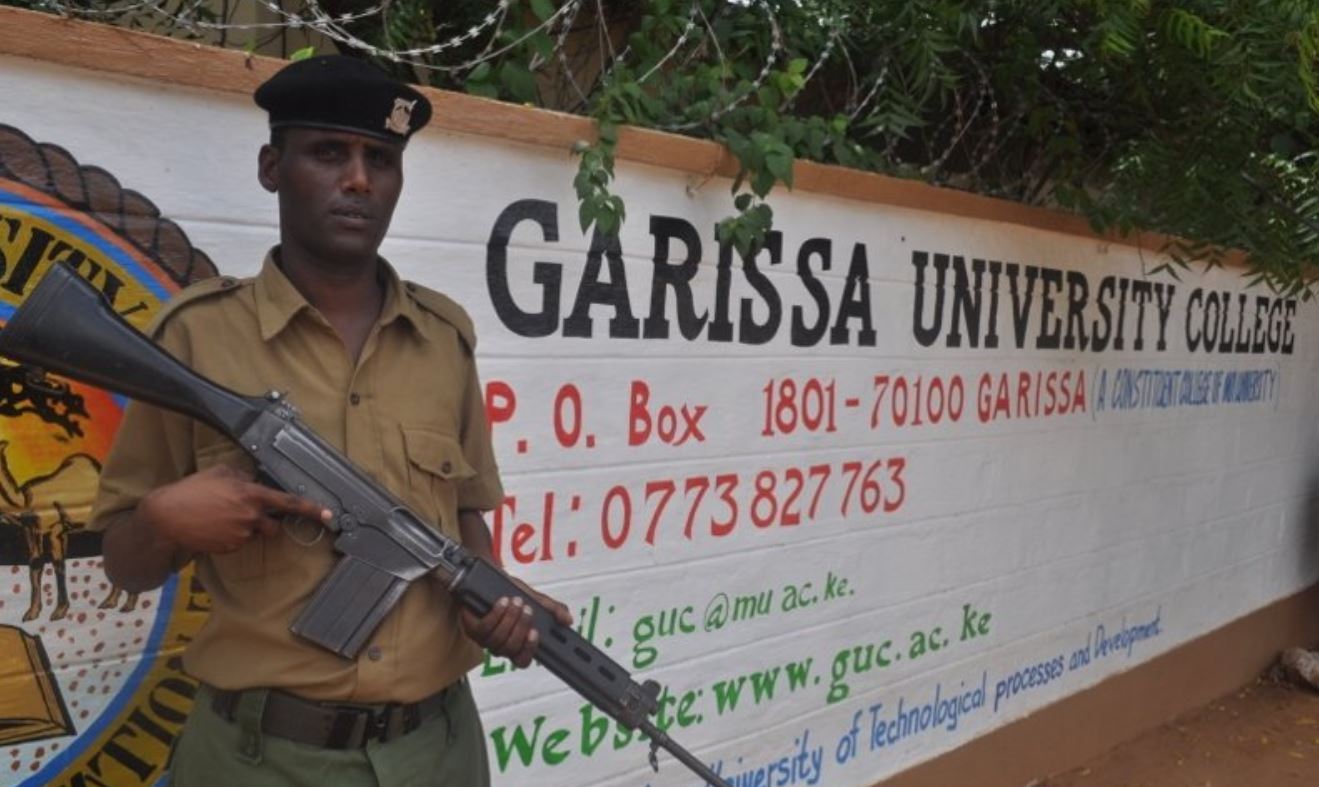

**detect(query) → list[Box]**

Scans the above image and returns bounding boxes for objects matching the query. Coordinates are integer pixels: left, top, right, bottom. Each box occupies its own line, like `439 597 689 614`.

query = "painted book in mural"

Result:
0 624 73 744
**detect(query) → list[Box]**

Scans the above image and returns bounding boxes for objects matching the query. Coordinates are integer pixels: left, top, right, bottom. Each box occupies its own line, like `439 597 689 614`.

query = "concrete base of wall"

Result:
884 583 1319 787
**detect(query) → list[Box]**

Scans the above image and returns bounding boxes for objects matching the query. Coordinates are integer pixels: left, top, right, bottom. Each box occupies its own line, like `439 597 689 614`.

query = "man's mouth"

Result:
329 206 375 231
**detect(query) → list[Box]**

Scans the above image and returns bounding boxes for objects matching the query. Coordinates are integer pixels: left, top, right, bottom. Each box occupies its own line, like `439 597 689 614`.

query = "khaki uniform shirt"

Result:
90 253 504 704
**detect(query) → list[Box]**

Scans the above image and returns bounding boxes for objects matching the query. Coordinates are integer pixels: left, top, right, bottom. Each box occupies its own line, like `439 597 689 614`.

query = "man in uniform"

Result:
88 55 568 785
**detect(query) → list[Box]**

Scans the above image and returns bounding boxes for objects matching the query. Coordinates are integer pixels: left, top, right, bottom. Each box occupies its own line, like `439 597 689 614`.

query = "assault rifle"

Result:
0 264 730 787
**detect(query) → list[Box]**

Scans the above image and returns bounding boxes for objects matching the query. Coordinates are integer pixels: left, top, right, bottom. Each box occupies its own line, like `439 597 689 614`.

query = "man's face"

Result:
258 127 404 267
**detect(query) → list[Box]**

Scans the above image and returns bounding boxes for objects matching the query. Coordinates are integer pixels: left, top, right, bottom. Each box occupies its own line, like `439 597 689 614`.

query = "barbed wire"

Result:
552 0 590 106
36 0 159 19
923 56 992 178
781 25 838 113
662 0 783 131
296 0 520 65
637 2 699 86
850 62 889 120
31 0 986 188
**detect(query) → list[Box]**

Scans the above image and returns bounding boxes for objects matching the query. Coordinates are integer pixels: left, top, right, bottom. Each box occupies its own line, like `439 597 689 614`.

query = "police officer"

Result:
89 55 569 786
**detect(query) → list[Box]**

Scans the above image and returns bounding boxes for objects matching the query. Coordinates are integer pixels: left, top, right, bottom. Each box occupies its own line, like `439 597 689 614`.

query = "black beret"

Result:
254 55 432 143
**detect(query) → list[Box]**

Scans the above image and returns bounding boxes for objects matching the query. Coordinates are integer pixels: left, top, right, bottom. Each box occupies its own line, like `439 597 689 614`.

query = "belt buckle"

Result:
368 703 399 743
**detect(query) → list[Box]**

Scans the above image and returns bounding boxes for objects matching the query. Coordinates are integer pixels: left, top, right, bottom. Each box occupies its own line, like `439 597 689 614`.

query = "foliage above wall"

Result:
13 0 1319 294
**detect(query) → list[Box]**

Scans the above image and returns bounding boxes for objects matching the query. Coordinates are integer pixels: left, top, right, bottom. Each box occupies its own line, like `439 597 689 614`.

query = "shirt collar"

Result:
254 249 426 342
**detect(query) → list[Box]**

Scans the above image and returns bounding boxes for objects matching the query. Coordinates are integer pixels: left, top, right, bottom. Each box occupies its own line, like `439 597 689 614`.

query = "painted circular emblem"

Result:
0 124 215 785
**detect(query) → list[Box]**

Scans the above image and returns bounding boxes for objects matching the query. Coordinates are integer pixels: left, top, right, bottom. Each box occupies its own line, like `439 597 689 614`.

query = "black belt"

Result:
209 683 456 749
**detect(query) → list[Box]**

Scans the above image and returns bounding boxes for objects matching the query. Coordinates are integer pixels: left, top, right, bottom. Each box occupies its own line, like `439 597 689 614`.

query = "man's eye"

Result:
368 149 396 167
314 145 345 160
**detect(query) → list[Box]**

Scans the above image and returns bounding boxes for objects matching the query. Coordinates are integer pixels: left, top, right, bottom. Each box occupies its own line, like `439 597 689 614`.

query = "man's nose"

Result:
341 151 371 192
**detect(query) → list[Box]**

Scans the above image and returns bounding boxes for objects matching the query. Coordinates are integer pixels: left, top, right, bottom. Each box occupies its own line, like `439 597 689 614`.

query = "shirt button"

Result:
366 645 383 661
441 461 453 475
350 393 361 406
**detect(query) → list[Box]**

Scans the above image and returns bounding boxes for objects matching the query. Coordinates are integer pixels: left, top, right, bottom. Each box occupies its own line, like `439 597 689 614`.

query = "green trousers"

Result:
168 682 490 787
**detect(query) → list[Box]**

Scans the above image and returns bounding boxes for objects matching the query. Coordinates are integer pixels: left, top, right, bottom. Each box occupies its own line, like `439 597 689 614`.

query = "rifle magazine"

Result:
290 555 409 659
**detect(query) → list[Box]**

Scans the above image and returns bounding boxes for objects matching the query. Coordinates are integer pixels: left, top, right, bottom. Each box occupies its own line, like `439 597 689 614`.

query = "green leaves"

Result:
73 0 1319 295
499 62 539 104
763 139 795 187
723 129 796 196
716 201 775 259
529 0 555 23
572 121 624 237
1160 8 1228 58
465 62 499 99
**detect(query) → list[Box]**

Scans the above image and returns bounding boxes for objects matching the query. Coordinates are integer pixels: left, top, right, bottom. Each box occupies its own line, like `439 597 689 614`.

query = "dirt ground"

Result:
1040 678 1319 787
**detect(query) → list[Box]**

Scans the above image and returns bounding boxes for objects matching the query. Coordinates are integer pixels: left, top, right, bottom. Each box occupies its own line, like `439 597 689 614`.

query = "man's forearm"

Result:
458 509 495 563
100 509 190 593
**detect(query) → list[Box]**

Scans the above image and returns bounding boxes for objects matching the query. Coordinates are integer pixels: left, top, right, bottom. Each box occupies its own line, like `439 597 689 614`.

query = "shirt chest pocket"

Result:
401 426 475 538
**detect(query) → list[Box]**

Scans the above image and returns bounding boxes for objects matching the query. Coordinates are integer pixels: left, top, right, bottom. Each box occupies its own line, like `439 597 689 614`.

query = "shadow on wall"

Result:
1294 443 1319 590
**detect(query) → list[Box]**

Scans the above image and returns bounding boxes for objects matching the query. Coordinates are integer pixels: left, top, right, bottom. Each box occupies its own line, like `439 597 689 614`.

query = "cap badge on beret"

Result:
385 98 418 136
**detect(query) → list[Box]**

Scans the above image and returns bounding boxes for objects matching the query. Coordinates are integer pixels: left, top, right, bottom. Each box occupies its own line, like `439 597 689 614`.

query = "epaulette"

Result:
147 274 249 338
402 281 477 352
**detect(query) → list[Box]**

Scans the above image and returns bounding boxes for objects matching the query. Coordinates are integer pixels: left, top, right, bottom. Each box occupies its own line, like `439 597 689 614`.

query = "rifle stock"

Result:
0 264 263 435
0 264 732 787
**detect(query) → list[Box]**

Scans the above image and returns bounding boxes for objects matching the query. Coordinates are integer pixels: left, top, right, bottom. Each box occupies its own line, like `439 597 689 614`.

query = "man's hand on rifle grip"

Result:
137 463 332 555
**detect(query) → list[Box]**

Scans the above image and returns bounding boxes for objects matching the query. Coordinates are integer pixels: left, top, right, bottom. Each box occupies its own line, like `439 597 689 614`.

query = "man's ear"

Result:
257 144 280 193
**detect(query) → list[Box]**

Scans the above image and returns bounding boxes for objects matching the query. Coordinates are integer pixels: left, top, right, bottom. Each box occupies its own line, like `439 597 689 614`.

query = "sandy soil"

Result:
1040 679 1319 787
